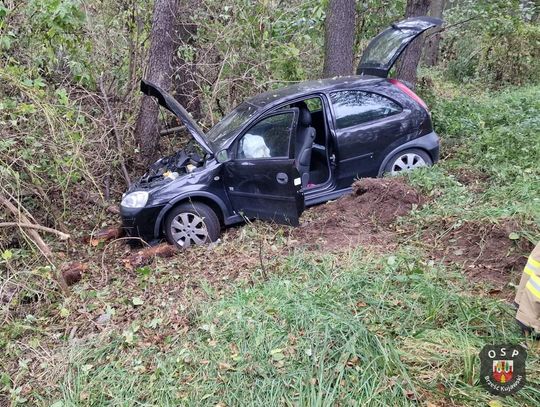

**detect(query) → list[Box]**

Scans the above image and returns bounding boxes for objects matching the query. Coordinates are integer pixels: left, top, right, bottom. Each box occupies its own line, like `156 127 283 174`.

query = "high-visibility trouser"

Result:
515 245 540 333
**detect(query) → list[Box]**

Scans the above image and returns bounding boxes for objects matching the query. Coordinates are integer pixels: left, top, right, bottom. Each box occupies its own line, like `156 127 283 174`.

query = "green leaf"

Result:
1 250 13 261
508 232 520 240
132 297 144 306
147 318 163 329
136 266 152 276
270 348 285 361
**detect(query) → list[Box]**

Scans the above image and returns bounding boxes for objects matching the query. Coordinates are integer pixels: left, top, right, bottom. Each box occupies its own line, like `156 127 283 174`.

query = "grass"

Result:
2 81 540 405
54 250 540 406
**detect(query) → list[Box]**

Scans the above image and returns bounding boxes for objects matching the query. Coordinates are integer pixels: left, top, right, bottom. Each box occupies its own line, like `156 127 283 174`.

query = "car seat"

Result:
295 102 316 188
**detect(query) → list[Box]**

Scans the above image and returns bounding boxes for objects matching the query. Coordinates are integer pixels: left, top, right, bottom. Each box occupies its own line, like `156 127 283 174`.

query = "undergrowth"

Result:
410 84 540 234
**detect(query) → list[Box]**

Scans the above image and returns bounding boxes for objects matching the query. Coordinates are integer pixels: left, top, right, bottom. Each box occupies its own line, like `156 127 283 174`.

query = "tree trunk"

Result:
424 0 445 67
135 0 180 165
395 0 431 88
173 1 202 121
322 0 356 78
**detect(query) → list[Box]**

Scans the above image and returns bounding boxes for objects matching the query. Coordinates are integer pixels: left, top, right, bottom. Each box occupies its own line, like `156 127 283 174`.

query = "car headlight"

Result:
121 191 149 208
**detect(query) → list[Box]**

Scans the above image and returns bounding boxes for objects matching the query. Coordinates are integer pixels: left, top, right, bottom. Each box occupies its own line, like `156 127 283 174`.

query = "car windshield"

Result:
206 102 258 151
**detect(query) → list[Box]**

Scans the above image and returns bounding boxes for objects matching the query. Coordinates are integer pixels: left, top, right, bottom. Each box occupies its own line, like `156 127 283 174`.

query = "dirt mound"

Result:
294 177 425 251
426 220 533 289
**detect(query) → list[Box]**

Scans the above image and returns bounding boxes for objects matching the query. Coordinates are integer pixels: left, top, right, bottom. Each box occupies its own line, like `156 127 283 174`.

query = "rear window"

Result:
330 90 402 129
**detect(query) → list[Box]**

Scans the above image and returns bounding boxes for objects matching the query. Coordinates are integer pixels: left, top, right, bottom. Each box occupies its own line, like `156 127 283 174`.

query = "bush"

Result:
441 0 540 87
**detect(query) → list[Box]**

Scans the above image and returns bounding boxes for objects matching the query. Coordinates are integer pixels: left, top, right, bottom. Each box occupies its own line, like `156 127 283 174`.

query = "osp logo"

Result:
479 344 526 396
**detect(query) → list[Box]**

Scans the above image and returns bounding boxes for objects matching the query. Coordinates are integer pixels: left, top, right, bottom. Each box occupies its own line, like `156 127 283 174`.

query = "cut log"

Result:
61 262 88 286
123 243 177 270
86 226 124 246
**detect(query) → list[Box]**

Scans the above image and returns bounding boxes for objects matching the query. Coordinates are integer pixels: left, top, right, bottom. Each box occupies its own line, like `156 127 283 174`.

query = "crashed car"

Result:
121 17 442 248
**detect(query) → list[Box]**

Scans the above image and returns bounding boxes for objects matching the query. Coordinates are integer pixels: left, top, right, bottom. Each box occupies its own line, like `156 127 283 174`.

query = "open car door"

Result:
357 17 443 77
222 109 305 226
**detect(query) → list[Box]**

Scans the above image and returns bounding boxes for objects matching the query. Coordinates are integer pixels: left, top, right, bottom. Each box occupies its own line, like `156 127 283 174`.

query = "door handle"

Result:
276 172 288 184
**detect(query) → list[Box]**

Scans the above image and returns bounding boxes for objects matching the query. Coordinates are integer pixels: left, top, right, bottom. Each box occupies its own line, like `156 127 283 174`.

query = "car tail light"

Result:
389 78 428 110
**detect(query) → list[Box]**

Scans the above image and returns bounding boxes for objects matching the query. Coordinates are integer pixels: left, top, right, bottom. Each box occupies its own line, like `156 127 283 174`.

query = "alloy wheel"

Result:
390 153 427 175
170 212 209 247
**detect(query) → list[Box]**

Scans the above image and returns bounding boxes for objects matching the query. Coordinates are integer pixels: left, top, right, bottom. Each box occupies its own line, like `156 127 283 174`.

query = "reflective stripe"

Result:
526 281 540 300
525 266 536 277
529 256 540 269
529 271 540 287
527 259 540 273
529 273 540 289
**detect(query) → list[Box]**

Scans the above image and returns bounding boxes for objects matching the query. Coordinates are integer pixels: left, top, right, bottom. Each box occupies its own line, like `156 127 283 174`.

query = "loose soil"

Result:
293 177 425 251
452 167 490 193
424 219 533 291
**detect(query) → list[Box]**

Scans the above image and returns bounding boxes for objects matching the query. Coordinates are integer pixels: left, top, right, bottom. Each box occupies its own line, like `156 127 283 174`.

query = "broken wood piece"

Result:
61 262 88 286
87 226 124 246
123 243 177 270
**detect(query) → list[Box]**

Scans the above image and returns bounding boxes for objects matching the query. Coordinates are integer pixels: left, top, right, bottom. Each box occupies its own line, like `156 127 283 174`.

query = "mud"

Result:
294 177 425 251
425 220 533 289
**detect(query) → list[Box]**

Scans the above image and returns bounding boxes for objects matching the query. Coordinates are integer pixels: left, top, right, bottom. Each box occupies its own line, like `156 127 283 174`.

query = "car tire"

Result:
164 202 220 249
383 148 433 176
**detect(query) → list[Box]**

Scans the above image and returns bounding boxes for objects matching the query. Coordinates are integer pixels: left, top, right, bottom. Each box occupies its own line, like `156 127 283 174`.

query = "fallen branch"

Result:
0 191 69 294
0 222 70 240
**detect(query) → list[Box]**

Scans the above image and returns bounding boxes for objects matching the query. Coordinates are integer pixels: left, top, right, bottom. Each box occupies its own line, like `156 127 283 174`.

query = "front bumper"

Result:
120 204 164 243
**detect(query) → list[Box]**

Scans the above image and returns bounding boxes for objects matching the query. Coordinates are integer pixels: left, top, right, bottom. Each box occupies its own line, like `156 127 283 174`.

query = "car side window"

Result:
237 113 294 159
330 90 402 129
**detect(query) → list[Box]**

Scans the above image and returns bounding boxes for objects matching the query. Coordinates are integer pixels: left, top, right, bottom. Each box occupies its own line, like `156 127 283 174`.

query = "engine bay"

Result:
139 148 204 186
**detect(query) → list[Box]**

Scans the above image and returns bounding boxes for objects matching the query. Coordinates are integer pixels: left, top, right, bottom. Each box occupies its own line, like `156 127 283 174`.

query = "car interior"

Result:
289 97 331 189
238 96 332 190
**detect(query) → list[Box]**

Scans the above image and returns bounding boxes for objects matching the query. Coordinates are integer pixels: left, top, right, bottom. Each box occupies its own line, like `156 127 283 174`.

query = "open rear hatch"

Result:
357 17 443 78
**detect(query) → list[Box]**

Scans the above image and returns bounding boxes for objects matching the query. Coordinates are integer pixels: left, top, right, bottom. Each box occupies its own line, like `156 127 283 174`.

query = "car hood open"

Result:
140 80 213 155
357 16 443 78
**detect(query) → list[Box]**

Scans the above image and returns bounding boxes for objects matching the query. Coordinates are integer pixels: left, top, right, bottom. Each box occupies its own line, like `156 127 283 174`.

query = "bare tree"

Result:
424 0 445 67
322 0 356 78
395 0 431 87
135 0 180 165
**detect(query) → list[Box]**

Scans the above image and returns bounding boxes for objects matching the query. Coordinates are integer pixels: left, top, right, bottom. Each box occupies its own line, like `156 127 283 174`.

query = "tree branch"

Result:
0 222 70 240
99 74 131 187
0 192 69 294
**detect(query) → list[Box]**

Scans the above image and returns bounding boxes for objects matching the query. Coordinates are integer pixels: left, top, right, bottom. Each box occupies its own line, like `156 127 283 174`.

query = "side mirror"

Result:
216 149 230 163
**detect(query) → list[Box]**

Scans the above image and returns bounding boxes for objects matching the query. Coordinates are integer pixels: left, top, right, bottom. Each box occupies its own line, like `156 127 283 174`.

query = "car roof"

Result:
245 75 385 109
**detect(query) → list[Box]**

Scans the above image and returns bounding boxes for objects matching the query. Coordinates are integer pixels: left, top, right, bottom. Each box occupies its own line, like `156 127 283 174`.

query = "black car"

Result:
121 17 442 248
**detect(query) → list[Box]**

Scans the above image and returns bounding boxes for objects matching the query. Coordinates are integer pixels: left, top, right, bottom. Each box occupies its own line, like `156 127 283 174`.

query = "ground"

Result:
1 82 539 406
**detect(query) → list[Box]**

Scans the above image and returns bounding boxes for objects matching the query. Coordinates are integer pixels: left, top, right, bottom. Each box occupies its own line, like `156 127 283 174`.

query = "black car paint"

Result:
122 76 438 243
121 17 443 244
